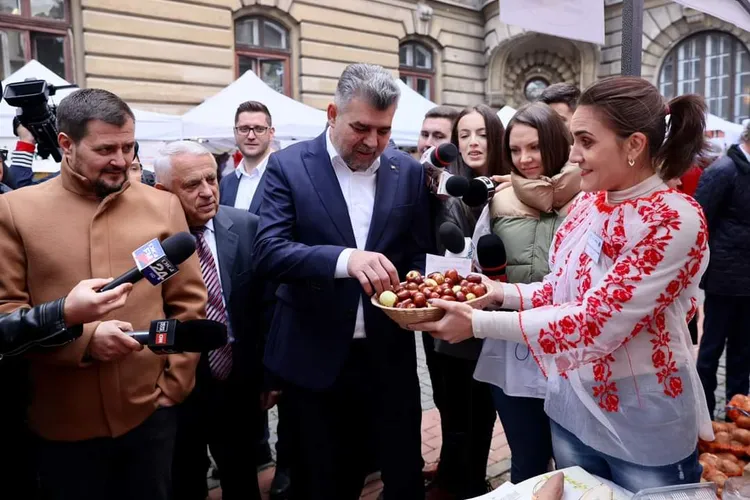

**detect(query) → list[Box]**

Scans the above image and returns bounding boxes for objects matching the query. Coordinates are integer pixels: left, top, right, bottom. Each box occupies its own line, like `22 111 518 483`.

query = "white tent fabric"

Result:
391 79 438 147
181 70 327 150
0 60 183 141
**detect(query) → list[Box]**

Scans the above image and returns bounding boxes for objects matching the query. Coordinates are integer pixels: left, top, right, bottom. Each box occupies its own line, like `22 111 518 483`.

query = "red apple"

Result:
440 295 456 302
456 292 467 302
445 269 459 282
413 292 427 308
467 274 482 284
406 270 422 283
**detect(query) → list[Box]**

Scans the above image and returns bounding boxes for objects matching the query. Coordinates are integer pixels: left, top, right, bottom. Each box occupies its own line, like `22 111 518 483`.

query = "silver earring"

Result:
628 158 635 167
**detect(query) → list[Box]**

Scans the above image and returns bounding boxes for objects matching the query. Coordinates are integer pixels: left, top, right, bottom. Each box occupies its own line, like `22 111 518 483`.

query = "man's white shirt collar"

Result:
235 153 270 179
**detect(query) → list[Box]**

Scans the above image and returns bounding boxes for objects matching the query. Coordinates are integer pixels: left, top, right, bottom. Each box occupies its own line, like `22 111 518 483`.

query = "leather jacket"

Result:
0 298 82 357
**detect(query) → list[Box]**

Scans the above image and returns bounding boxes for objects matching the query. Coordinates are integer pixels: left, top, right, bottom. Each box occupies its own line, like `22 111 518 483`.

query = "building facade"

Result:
1 0 748 124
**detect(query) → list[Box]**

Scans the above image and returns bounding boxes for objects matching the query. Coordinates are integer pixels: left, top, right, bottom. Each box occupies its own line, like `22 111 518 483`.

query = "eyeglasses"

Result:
234 125 270 136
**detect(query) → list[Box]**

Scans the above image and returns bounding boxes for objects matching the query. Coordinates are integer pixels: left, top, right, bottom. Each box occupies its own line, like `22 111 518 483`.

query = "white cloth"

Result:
471 203 548 398
472 174 712 466
232 154 270 211
328 129 380 339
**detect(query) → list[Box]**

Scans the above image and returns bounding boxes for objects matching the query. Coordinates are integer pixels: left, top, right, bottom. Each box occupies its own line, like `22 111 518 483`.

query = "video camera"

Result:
2 78 78 163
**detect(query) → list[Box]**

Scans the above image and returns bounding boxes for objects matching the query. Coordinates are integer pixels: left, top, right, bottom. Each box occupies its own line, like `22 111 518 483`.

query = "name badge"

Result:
585 232 603 264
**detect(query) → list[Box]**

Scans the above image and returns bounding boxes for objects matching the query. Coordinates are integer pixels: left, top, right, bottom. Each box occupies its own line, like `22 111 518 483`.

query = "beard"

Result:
342 148 378 172
93 172 128 199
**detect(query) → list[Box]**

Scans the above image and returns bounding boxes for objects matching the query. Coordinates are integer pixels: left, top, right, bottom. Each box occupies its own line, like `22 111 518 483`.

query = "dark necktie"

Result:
191 226 232 380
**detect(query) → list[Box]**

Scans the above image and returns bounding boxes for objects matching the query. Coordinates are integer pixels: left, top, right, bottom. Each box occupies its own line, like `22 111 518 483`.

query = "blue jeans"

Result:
551 420 702 493
490 385 552 484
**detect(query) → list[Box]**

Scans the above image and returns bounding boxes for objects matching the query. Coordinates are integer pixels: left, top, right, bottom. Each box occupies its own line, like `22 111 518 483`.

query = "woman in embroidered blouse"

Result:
473 102 581 484
409 76 711 491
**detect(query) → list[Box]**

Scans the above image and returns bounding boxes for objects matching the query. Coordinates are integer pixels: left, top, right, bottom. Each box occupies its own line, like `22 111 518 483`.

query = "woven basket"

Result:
371 276 496 330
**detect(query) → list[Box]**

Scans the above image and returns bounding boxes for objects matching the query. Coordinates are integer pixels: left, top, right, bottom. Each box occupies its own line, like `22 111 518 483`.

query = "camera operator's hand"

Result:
63 278 133 327
88 320 143 362
15 122 35 145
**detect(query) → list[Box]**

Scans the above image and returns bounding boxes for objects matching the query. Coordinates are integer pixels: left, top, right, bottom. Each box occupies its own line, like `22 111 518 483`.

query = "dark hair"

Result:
425 105 459 123
450 104 507 178
504 102 572 177
538 82 581 110
578 76 707 180
56 88 135 144
235 100 272 126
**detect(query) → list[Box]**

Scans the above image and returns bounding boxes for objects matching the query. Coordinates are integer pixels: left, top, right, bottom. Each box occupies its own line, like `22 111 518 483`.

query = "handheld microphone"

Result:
99 232 196 292
463 177 496 207
427 143 458 168
438 222 473 259
445 176 470 197
476 234 507 282
128 319 228 354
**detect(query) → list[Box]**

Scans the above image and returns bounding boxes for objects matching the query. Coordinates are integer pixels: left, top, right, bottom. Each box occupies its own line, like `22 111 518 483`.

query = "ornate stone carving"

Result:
503 50 580 107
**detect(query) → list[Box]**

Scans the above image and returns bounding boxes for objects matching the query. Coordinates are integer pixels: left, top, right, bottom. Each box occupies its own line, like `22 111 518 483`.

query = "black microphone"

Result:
99 232 196 292
445 176 469 197
428 143 458 168
463 177 496 207
438 222 472 258
128 319 228 354
477 234 507 282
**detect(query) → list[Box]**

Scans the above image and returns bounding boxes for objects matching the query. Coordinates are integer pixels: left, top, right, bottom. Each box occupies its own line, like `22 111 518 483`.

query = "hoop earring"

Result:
628 158 635 167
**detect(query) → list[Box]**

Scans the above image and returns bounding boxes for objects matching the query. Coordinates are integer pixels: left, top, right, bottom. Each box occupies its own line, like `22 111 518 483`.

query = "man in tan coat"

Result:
0 88 207 500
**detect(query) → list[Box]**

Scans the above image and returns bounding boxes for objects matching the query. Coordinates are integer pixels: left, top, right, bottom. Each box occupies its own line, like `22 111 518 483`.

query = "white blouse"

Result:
472 175 712 466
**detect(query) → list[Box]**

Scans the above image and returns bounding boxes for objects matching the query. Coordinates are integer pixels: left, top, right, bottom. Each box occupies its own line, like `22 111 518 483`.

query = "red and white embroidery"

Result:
532 190 706 412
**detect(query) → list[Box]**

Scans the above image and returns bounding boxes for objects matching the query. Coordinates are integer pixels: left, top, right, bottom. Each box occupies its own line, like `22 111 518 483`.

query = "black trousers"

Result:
35 406 177 500
173 363 261 500
285 341 424 500
491 385 553 484
697 293 750 417
430 351 495 498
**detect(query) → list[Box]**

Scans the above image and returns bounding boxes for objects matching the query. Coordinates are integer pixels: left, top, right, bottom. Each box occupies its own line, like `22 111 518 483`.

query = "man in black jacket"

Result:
696 127 750 418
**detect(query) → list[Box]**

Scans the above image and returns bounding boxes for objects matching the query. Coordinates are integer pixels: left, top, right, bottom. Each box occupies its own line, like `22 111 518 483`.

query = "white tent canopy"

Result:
181 70 327 150
391 80 438 147
0 60 183 171
0 60 183 141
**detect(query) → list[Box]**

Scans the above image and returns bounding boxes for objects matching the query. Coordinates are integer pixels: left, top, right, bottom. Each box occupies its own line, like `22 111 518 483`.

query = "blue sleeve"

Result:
252 154 346 282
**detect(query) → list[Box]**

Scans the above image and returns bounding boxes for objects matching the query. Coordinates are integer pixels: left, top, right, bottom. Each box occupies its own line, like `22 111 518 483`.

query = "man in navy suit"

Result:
253 63 432 500
219 100 275 213
152 141 267 500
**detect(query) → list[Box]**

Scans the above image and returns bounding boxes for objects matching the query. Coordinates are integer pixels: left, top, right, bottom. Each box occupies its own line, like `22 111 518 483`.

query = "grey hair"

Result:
334 63 400 111
153 140 215 188
742 119 750 142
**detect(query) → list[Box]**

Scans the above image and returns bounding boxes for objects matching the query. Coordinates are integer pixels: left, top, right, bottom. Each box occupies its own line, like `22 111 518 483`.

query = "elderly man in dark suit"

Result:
153 140 268 500
253 63 432 500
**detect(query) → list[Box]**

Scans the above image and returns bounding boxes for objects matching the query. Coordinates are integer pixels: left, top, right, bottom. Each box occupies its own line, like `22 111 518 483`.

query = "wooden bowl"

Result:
370 276 496 329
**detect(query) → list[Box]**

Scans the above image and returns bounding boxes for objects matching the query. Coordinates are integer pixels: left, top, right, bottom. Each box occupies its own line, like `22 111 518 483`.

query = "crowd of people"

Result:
0 60 746 500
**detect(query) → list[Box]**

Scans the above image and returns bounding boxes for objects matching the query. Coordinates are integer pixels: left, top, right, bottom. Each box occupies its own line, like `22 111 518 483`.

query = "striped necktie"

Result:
191 226 232 381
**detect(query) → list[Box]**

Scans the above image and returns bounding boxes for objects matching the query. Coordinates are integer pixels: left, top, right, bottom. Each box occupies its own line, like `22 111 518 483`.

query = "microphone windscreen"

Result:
161 232 197 266
477 234 507 269
438 222 466 254
463 180 491 207
173 319 228 352
433 143 458 167
445 176 469 197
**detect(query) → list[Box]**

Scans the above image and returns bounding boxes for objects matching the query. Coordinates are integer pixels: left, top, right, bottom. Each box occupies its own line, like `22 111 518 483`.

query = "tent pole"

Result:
621 0 644 76
737 0 750 16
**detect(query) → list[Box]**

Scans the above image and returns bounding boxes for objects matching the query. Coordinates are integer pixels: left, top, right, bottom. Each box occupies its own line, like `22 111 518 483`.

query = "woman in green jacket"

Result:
473 102 581 483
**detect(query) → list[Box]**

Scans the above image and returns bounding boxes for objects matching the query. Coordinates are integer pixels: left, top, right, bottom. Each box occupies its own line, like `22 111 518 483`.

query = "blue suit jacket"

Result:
219 168 267 215
252 133 433 390
211 206 262 385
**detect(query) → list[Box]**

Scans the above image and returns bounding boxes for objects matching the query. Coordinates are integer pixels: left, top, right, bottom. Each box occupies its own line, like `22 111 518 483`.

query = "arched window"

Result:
399 41 434 100
0 0 71 80
659 31 750 123
235 16 291 96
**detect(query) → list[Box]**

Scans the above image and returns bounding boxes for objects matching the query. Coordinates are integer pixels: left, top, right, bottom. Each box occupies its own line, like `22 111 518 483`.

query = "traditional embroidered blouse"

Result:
472 174 712 466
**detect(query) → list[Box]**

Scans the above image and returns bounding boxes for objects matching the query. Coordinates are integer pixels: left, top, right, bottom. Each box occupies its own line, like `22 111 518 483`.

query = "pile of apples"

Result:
377 269 488 309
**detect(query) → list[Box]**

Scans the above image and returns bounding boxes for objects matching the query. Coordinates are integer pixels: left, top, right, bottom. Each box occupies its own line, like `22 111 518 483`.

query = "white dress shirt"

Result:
328 129 380 339
233 153 270 211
